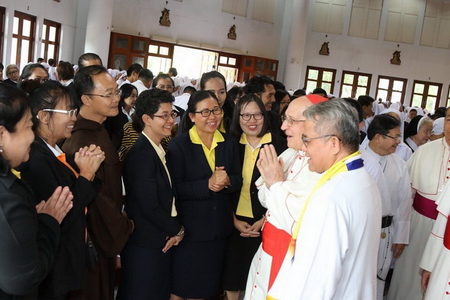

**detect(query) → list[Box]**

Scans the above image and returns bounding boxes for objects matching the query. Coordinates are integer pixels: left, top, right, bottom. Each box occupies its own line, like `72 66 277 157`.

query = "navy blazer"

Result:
0 168 60 299
18 136 100 297
167 131 242 241
123 134 182 249
233 133 287 220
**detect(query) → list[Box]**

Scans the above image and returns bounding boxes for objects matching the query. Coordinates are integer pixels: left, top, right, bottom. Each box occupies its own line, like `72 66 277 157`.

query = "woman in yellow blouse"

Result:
167 90 242 300
224 94 286 300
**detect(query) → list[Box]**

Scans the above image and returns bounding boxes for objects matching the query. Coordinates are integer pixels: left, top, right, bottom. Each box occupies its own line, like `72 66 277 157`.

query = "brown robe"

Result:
62 116 133 300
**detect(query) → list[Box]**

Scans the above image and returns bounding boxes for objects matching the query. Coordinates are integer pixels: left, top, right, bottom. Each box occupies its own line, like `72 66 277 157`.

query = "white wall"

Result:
0 0 78 66
111 0 286 59
292 0 450 107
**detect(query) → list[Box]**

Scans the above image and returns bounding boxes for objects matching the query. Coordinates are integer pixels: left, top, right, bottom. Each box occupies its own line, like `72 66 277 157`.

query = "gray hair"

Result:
418 116 433 131
303 98 360 153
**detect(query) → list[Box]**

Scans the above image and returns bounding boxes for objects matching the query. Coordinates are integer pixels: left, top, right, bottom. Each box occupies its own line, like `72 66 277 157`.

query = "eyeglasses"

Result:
194 106 222 117
153 111 178 120
85 90 121 99
240 113 263 121
381 134 402 141
301 134 340 147
8 70 18 75
156 84 174 90
281 115 306 126
43 108 78 118
31 77 48 84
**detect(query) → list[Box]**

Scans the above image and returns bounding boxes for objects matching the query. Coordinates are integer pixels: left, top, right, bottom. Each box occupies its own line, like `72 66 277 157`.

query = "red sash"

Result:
413 193 438 220
261 221 291 290
444 216 450 250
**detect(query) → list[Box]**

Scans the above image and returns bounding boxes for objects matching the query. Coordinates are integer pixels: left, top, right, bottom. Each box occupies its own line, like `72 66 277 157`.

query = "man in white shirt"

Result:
132 69 153 95
259 99 381 300
360 114 412 300
244 94 326 300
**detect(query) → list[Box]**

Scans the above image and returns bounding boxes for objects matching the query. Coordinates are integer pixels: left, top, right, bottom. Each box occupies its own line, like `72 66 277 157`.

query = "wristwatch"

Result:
176 226 185 236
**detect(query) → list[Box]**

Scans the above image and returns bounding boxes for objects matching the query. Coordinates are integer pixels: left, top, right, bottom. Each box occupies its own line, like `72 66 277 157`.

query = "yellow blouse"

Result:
189 125 225 172
236 132 272 218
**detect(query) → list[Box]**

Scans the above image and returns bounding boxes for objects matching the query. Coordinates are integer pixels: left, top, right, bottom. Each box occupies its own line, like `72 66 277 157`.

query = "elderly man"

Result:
263 99 381 299
388 108 450 300
360 114 412 300
244 94 326 299
62 65 134 300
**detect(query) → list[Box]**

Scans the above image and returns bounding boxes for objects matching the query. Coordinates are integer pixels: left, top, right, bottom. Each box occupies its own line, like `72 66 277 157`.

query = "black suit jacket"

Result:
123 134 182 249
233 133 287 220
0 168 60 299
167 131 242 241
18 136 100 297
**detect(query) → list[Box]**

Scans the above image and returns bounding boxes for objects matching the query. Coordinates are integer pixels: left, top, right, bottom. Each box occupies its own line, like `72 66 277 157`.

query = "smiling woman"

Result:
17 80 105 298
0 84 74 299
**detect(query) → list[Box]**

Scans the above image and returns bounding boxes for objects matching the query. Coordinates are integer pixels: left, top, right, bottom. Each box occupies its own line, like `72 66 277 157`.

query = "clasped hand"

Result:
36 186 74 224
256 144 284 189
208 166 230 192
75 144 105 181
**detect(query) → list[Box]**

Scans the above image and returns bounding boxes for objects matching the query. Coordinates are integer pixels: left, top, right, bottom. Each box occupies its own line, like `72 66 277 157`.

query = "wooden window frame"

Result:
339 70 372 98
304 66 336 94
41 19 61 62
13 11 36 67
375 75 407 104
0 7 5 61
411 80 442 111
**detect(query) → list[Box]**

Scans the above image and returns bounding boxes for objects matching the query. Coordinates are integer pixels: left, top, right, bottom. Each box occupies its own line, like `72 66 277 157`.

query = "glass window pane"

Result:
306 80 317 94
341 84 352 98
308 69 318 80
343 73 354 85
20 40 30 66
48 44 55 59
412 95 422 107
22 19 31 37
358 76 368 87
377 90 388 102
393 80 404 91
256 60 265 69
13 17 19 35
321 83 331 94
414 83 424 94
117 37 128 49
159 46 169 56
379 78 389 89
244 59 252 68
219 56 228 64
428 85 439 96
42 24 47 40
40 43 45 58
229 58 236 66
426 97 436 111
49 26 56 42
11 38 18 64
147 56 172 75
356 87 367 97
149 45 158 54
391 92 403 103
269 62 277 71
322 71 333 82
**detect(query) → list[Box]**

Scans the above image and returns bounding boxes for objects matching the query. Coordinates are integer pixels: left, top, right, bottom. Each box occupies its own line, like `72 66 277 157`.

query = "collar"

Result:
239 132 272 149
189 125 224 146
39 136 63 157
142 132 166 162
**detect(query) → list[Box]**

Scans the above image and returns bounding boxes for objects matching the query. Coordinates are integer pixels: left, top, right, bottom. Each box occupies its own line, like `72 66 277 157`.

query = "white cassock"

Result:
244 148 321 300
420 179 450 299
388 137 450 300
360 146 412 300
266 154 382 300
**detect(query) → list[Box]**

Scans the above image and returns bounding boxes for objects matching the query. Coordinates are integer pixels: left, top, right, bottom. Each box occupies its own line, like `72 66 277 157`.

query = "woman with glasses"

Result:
223 94 286 300
3 64 19 86
18 80 105 299
18 63 49 94
117 89 183 300
104 83 138 150
167 90 242 300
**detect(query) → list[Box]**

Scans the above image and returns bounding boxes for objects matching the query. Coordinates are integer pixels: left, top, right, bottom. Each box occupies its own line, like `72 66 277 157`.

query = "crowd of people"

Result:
0 53 449 300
